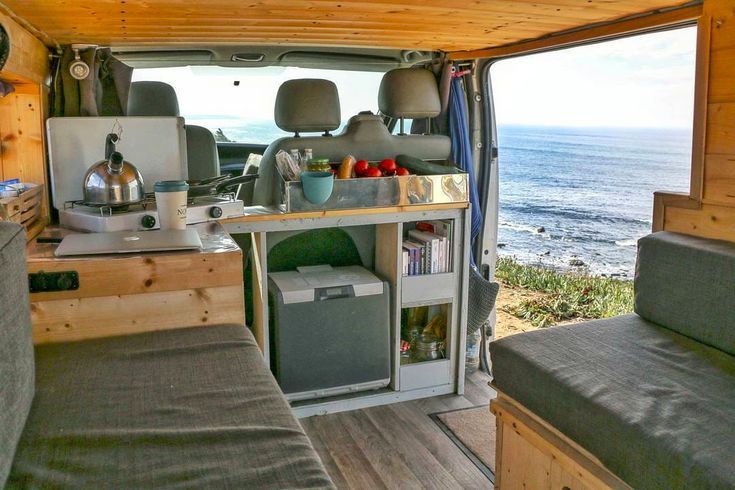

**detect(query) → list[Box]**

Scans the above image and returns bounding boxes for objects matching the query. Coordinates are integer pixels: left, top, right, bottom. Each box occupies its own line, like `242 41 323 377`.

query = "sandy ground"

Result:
494 284 544 340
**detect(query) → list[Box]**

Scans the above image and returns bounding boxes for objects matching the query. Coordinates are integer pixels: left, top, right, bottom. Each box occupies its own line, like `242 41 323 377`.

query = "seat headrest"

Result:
378 68 441 119
274 79 341 134
127 81 180 117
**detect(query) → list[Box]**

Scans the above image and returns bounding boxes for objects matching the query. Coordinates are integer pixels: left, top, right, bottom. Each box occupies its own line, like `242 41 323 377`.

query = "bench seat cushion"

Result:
7 325 334 489
635 231 735 356
490 314 735 489
0 223 34 487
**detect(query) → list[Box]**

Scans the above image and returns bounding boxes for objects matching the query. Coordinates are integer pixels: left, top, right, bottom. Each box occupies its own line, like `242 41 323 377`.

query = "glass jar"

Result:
412 333 442 362
307 158 331 172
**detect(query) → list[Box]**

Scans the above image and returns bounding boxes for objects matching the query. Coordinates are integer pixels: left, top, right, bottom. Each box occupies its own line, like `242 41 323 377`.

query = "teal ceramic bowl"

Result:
300 171 334 205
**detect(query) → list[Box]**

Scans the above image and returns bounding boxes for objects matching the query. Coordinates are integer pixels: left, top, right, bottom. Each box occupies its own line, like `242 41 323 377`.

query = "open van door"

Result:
467 60 500 358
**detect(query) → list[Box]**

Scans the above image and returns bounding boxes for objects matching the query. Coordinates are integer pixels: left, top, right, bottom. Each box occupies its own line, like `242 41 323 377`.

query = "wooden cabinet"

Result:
27 222 245 344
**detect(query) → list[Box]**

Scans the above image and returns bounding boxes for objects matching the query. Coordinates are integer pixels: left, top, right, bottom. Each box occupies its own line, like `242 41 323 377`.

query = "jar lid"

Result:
154 180 189 192
308 158 330 164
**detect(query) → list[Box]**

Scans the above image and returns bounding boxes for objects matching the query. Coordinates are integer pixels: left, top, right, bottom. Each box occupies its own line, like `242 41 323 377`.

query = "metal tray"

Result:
276 167 469 212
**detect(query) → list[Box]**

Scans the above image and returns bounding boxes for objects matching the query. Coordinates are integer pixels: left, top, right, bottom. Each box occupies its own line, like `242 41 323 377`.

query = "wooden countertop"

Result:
220 202 469 225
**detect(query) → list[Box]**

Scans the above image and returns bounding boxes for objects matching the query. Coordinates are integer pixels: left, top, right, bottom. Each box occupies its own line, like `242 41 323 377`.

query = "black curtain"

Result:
52 47 133 117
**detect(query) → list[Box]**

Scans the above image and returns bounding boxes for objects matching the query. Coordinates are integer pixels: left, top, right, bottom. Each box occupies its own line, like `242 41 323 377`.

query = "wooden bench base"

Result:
491 392 630 490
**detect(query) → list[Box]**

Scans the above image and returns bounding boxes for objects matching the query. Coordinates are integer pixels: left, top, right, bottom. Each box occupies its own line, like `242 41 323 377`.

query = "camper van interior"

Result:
0 0 733 488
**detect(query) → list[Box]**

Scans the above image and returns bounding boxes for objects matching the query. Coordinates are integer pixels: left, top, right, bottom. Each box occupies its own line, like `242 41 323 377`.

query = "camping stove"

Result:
59 193 244 232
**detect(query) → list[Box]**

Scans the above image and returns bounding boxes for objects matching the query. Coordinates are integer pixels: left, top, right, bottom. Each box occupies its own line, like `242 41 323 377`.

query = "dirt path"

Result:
494 284 544 340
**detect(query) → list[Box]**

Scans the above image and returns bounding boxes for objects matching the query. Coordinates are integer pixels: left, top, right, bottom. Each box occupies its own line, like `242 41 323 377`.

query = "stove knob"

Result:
209 206 223 219
141 214 156 229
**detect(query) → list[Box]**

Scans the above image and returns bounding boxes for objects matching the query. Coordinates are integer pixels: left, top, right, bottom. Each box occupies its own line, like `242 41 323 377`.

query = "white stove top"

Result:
59 195 244 232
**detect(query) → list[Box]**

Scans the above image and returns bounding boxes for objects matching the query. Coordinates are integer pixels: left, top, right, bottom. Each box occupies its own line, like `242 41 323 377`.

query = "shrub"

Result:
495 257 634 328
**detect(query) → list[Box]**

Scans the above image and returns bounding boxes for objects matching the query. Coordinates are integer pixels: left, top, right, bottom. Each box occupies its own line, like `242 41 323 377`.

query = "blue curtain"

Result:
449 75 483 264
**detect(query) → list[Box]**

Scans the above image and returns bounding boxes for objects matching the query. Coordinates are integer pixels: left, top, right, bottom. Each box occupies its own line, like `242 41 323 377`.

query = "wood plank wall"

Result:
0 9 51 237
655 0 735 242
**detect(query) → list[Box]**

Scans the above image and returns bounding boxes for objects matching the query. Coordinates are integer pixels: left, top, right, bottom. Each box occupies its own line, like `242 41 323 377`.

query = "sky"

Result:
491 26 697 129
133 26 697 135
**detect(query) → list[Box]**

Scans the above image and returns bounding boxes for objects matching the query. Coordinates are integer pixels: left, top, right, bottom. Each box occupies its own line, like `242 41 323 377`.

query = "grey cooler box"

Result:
268 265 391 401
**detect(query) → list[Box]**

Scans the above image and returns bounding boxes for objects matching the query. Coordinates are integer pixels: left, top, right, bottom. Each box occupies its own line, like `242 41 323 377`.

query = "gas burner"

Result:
63 191 239 216
64 199 149 216
60 193 245 233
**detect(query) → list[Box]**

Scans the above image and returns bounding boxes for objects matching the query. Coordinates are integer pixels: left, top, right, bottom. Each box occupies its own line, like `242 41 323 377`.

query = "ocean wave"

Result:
499 220 546 234
615 238 638 247
502 203 652 226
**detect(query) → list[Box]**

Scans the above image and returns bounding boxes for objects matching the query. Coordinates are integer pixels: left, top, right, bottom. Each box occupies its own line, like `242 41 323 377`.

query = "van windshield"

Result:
132 66 385 144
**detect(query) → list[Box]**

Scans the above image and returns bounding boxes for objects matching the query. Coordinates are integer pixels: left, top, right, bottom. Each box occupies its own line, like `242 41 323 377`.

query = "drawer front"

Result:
400 359 451 391
401 272 456 306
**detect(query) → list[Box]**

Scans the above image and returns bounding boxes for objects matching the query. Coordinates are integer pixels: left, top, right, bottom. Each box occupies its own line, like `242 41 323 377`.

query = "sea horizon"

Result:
496 124 691 278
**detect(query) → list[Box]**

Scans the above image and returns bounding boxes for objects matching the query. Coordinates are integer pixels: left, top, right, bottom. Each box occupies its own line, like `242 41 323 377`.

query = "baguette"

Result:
337 155 357 179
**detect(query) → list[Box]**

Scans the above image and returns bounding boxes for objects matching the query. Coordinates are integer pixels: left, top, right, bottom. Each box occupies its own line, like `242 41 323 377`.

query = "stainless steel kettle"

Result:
82 133 145 207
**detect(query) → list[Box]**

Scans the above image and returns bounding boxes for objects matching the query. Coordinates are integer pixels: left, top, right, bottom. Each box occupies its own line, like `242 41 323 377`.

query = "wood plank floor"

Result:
300 370 496 489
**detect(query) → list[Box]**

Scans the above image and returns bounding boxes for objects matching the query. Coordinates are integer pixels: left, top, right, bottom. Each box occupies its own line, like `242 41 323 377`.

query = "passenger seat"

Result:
252 79 341 206
127 81 220 181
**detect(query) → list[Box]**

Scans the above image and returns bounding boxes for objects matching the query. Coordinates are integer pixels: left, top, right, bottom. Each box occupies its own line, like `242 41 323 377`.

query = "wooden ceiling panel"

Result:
2 0 695 52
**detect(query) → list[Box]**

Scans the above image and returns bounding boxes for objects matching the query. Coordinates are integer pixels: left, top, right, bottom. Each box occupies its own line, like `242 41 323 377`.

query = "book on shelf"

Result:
402 220 453 275
432 220 453 273
408 229 439 274
402 241 422 276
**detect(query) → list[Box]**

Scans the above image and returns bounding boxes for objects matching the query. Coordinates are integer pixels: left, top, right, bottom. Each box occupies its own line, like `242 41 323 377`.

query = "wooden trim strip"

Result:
220 202 469 225
449 3 702 60
491 391 631 489
652 191 701 232
31 285 246 344
27 249 243 302
689 13 712 202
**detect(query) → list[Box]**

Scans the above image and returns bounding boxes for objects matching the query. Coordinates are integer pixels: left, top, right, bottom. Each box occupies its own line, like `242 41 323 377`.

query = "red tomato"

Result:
363 167 383 178
379 159 397 174
354 160 369 175
395 167 410 176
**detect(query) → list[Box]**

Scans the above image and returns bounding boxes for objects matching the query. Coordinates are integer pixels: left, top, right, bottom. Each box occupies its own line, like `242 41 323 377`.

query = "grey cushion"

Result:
635 231 735 356
252 114 450 205
378 68 441 119
127 81 180 116
274 79 340 133
185 125 220 181
0 222 34 487
8 325 334 489
490 314 735 490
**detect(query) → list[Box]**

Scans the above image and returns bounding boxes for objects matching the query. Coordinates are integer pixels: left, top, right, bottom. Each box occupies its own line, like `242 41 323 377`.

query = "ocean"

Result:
496 125 692 278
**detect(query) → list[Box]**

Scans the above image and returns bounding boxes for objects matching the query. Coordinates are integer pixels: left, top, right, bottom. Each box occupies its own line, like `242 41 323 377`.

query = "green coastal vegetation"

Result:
495 257 634 328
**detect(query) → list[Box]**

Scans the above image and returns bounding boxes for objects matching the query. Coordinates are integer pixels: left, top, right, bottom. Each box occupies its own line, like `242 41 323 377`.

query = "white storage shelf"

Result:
400 359 452 391
401 272 456 306
226 207 470 417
